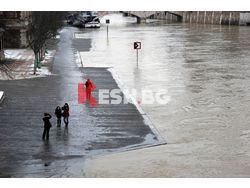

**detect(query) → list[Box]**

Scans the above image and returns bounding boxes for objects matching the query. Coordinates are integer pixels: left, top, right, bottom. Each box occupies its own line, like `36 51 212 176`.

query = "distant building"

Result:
0 11 32 49
240 12 250 25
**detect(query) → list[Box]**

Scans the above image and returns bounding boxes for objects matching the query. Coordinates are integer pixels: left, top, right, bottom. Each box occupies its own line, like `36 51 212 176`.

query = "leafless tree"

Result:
29 12 66 74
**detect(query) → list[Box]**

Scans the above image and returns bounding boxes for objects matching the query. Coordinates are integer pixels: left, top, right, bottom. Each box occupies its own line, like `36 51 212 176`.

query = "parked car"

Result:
84 17 101 28
67 12 101 28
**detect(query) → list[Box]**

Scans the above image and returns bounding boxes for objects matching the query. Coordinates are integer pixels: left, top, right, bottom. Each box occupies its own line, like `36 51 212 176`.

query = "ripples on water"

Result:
77 14 250 170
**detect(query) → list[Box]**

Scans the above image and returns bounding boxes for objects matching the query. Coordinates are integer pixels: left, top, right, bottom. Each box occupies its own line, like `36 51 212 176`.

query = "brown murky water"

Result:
79 13 250 177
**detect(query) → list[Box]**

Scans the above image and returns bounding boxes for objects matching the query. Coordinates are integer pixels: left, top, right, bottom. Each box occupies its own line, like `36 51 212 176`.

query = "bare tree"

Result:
29 12 66 74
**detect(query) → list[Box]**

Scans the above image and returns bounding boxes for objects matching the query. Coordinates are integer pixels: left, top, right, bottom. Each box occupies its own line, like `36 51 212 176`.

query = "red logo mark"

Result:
78 83 97 107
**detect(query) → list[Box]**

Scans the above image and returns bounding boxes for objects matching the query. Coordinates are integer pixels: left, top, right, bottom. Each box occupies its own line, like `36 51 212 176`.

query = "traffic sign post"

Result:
134 41 141 66
106 19 110 38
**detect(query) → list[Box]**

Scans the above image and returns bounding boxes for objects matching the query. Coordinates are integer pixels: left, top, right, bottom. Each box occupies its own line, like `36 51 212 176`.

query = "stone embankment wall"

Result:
154 11 250 26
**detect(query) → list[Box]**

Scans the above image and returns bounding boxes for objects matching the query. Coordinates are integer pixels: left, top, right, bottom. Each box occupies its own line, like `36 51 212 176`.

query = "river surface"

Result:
78 13 250 176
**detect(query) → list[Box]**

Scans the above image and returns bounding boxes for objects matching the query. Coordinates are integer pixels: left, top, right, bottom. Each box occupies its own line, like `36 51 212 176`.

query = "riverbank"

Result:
0 27 162 177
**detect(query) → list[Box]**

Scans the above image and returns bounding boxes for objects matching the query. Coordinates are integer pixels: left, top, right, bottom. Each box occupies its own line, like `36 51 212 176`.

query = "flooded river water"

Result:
79 13 250 177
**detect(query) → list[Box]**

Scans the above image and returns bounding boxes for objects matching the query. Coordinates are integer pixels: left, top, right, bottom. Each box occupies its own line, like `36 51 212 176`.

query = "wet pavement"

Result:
0 27 161 177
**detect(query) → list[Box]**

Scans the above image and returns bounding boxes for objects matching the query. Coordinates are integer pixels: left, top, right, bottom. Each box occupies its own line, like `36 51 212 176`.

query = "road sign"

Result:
134 41 141 66
134 41 141 50
106 19 110 38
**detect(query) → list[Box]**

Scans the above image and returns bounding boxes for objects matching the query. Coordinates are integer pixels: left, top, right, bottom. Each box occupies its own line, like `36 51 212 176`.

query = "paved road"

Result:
0 27 161 177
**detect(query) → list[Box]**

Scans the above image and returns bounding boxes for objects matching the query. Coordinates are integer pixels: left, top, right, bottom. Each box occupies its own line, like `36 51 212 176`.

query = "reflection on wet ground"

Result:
1 13 250 177
0 26 160 177
79 14 250 176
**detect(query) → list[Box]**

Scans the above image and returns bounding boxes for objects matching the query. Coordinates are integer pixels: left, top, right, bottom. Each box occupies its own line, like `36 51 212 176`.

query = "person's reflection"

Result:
42 139 51 155
42 140 52 167
63 126 69 142
56 126 62 141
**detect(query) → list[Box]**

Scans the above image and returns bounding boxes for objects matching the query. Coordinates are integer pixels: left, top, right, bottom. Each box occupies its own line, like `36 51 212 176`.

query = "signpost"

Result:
134 41 141 66
106 19 110 38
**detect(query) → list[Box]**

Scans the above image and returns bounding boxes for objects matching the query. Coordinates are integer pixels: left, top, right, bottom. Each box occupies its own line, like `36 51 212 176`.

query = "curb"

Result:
107 68 167 145
0 91 4 104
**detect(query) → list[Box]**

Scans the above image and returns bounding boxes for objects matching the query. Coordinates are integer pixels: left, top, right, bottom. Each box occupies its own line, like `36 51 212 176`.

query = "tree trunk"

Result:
33 53 38 75
39 47 44 61
38 51 41 62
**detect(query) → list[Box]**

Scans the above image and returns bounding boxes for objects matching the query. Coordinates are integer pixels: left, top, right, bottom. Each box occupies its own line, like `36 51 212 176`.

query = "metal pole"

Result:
136 49 138 66
107 25 109 38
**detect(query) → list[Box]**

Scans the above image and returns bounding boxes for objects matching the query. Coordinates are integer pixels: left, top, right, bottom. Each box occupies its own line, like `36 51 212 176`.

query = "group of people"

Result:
55 103 70 127
42 78 95 140
42 103 70 140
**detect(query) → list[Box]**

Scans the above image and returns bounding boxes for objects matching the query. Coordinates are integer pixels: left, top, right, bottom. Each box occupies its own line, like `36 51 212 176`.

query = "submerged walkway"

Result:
0 27 162 177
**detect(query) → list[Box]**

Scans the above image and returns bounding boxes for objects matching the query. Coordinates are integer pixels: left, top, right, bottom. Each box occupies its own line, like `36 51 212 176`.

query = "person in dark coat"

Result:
62 103 69 127
42 113 52 140
54 106 62 126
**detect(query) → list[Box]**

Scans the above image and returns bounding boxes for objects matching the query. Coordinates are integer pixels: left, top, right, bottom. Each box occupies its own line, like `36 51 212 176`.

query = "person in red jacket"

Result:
85 78 95 100
62 103 69 127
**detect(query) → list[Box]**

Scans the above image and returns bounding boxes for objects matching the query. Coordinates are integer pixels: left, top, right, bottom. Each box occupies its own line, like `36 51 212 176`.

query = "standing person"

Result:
54 106 62 127
85 78 95 100
42 113 52 140
62 103 69 127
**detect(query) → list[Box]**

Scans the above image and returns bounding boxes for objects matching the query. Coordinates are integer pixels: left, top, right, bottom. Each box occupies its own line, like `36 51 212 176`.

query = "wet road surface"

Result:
0 27 160 177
